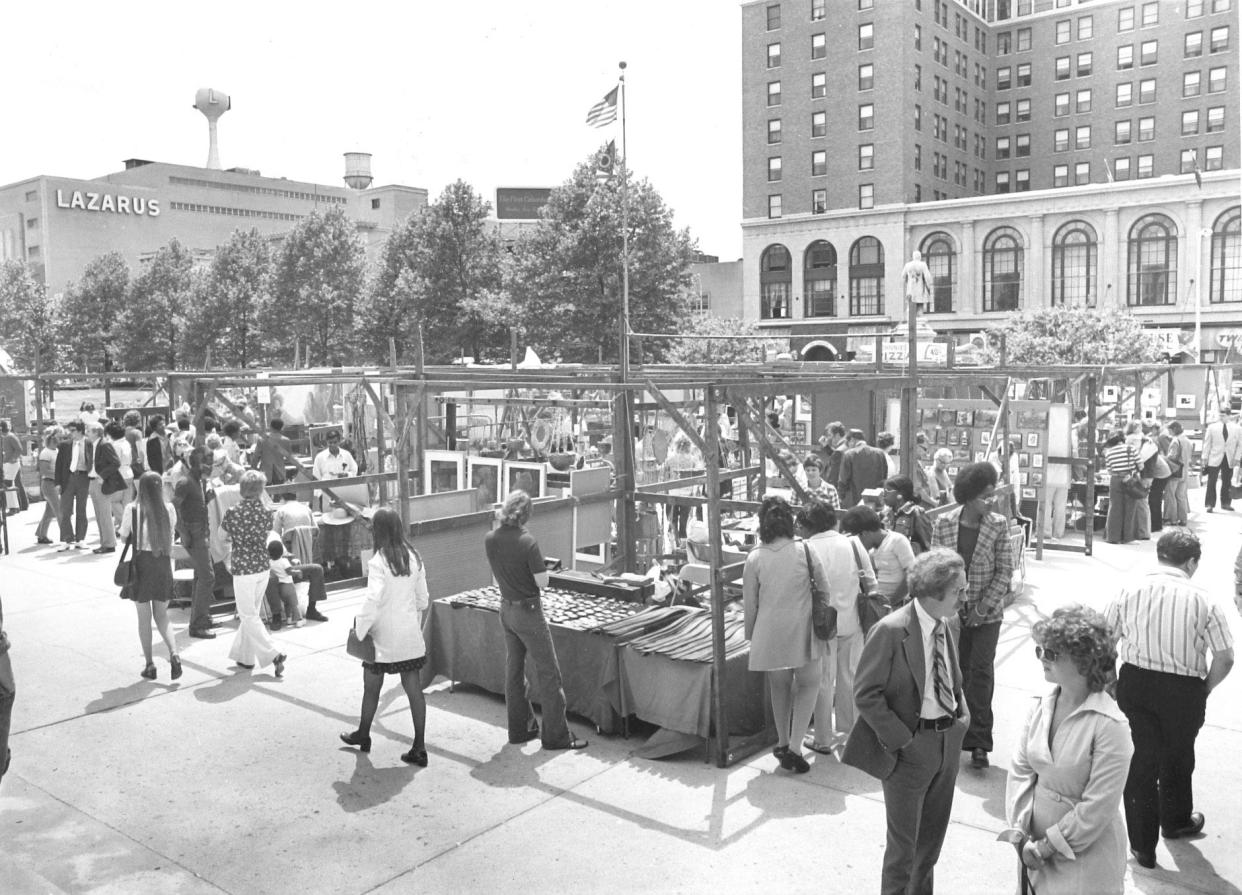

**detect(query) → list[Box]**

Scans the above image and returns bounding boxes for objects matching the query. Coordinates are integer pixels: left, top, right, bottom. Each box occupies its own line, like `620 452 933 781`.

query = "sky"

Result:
4 1 744 259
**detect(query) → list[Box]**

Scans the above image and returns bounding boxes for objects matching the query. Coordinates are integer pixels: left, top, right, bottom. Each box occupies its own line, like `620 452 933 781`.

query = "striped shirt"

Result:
1104 567 1234 679
1104 443 1139 477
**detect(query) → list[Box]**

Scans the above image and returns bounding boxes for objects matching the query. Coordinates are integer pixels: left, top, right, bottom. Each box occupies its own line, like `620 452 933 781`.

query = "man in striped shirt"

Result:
1104 529 1235 869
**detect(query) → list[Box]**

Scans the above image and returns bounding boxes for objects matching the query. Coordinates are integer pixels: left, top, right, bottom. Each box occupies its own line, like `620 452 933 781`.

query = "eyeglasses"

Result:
1034 646 1060 662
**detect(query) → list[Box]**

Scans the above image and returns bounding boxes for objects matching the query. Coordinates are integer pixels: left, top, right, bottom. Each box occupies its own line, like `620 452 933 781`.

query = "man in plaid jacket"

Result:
931 461 1014 770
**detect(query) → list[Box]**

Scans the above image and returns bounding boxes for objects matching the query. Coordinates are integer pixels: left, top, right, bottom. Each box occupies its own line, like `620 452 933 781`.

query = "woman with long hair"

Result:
118 472 181 680
340 508 430 764
222 471 286 677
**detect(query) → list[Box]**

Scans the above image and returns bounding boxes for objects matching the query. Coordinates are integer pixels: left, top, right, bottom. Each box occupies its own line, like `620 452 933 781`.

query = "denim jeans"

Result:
498 599 572 747
35 479 62 541
958 620 1001 753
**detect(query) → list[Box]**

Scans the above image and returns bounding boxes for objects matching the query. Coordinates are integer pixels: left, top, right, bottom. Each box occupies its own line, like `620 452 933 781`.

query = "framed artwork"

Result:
1102 385 1120 402
934 428 946 445
467 456 503 506
1026 431 1041 448
947 466 959 477
947 429 959 446
1019 472 1029 485
1019 452 1030 467
504 461 547 499
1015 410 1049 429
1032 453 1044 469
939 409 956 426
959 430 971 446
1021 487 1037 499
974 451 986 462
1030 471 1044 486
977 408 999 427
424 450 465 494
956 410 975 426
953 448 972 462
1176 394 1196 410
979 431 991 445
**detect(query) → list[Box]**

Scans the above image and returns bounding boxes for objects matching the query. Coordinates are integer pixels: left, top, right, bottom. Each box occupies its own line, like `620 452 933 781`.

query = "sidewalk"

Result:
1 498 1239 894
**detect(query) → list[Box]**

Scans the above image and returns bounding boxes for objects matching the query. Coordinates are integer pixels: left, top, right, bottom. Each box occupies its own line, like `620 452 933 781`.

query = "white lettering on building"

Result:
55 189 160 217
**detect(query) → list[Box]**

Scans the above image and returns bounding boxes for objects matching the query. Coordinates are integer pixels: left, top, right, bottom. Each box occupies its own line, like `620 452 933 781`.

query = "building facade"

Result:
741 0 1241 358
0 159 427 298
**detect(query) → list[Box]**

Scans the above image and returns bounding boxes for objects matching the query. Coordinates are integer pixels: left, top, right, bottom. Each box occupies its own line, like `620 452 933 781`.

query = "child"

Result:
267 538 303 628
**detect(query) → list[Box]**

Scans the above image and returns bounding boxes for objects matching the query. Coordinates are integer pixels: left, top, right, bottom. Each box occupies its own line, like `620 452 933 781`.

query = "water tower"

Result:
193 88 231 170
343 152 373 190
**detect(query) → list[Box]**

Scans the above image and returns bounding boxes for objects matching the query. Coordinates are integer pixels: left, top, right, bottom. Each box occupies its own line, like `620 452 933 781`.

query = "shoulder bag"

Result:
115 507 140 599
851 538 892 634
802 542 836 641
346 620 377 661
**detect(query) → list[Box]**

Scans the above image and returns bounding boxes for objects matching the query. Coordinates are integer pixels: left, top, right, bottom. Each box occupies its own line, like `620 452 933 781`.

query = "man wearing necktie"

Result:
843 548 970 895
1199 409 1242 513
55 421 92 549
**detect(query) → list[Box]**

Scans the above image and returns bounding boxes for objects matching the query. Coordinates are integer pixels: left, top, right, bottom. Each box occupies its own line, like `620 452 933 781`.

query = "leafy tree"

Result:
987 307 1164 365
0 261 59 372
114 238 195 370
357 181 508 364
508 153 696 363
58 252 129 373
668 314 764 365
187 228 272 368
271 206 366 366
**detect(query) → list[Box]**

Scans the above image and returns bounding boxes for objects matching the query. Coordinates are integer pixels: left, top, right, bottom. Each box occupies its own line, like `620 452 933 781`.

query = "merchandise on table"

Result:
593 603 749 663
443 585 642 631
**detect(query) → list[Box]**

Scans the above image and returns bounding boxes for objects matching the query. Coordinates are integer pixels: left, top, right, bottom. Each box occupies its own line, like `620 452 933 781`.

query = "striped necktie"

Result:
932 620 955 716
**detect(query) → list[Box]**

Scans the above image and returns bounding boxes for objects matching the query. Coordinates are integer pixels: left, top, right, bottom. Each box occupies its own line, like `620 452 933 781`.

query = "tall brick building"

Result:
741 0 1240 359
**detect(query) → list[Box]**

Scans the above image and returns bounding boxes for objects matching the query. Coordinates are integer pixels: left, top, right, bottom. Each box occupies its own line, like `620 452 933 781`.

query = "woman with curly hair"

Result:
1003 605 1132 894
743 495 831 773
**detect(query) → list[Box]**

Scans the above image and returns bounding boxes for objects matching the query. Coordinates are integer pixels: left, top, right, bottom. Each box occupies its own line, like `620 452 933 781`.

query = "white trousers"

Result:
228 571 281 668
810 629 865 745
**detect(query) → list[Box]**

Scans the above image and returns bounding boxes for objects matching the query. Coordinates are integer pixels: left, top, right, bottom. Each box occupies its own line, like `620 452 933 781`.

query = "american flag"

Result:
585 87 618 128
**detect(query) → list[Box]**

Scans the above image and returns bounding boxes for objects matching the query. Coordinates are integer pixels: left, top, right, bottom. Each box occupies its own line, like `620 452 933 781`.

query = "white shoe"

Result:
57 542 72 552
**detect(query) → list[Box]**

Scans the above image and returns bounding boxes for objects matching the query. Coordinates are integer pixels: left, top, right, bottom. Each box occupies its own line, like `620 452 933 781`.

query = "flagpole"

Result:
619 60 631 382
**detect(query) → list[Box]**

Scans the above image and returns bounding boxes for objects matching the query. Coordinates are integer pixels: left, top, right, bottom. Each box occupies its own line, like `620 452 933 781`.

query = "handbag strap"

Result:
848 537 868 585
119 506 138 563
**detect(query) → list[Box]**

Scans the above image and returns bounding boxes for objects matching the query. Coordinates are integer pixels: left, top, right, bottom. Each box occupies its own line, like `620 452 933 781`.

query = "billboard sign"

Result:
496 187 552 220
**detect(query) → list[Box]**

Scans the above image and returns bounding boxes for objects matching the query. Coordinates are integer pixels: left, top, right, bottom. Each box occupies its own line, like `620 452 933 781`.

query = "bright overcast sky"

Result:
4 0 743 259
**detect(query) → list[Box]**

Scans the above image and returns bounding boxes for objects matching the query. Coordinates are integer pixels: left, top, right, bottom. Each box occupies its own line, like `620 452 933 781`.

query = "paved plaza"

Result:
1 497 1240 895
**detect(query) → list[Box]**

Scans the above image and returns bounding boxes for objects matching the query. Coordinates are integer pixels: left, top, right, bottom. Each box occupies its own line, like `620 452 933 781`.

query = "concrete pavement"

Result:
1 496 1240 894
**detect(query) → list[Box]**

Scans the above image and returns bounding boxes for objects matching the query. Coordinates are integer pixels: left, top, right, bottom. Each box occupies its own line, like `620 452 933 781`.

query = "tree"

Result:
271 206 366 366
987 306 1165 366
668 314 765 365
508 153 697 363
114 238 195 370
0 261 59 372
58 252 129 373
187 228 272 368
357 181 508 364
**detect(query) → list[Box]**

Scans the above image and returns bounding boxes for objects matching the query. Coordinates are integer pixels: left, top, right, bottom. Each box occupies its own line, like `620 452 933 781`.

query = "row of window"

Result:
758 208 1242 320
764 0 840 31
167 176 347 205
995 0 1229 27
168 201 306 222
767 146 875 180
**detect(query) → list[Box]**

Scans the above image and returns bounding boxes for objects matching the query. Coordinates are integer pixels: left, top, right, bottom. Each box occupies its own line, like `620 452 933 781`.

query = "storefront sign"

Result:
1214 329 1242 348
496 187 551 220
55 189 160 217
853 340 947 365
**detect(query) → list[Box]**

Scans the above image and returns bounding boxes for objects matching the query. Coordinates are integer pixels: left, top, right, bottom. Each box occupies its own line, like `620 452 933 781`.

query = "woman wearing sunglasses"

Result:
1003 605 1131 894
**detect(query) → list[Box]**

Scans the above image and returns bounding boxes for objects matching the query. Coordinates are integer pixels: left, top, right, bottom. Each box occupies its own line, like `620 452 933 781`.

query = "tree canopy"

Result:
507 153 696 363
987 306 1165 365
57 252 129 373
113 239 195 370
0 261 58 372
667 315 764 365
186 228 272 369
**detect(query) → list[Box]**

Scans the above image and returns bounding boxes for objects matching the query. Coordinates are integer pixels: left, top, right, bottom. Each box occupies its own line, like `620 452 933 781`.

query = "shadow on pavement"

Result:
332 751 419 813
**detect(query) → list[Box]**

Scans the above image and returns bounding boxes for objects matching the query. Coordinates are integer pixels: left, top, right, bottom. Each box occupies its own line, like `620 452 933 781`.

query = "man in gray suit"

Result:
838 428 890 507
842 548 969 895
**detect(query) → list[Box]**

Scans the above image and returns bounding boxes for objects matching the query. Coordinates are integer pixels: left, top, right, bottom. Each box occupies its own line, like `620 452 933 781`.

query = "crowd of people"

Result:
1103 417 1196 544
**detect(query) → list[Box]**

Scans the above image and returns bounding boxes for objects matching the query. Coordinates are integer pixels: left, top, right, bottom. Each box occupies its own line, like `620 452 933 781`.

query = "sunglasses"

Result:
1035 646 1060 662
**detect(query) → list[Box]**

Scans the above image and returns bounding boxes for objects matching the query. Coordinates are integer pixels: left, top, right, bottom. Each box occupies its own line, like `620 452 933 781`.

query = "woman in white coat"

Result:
340 508 431 765
1004 605 1132 895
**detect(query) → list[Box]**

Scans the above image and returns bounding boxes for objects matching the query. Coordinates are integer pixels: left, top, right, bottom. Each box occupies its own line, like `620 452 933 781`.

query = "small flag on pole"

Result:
1190 148 1203 189
585 87 619 128
595 140 616 183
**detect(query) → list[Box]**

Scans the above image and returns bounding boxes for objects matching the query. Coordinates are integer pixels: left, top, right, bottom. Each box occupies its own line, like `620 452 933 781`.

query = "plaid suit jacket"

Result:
930 506 1014 625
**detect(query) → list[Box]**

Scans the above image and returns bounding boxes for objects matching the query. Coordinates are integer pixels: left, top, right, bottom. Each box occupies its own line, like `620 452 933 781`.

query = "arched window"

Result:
1051 221 1098 307
1210 207 1241 304
849 237 885 316
920 232 956 313
803 241 837 317
760 244 791 319
1127 213 1178 306
982 226 1023 312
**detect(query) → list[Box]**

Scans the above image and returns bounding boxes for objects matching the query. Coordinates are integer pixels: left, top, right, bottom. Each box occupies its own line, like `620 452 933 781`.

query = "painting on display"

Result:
504 461 547 499
467 456 503 506
424 450 465 494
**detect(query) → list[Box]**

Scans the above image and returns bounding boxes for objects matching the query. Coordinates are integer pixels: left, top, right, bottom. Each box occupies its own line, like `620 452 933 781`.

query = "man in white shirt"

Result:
312 430 357 481
1105 529 1234 868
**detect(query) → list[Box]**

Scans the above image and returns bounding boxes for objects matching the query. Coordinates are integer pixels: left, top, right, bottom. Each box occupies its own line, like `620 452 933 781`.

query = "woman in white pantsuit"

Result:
221 471 286 676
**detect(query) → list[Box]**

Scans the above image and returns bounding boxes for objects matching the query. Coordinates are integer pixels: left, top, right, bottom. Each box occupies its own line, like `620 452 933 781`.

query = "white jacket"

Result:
1200 419 1242 468
354 551 430 663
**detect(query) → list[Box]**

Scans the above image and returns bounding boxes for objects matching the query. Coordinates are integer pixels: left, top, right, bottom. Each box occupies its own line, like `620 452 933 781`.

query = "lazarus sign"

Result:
55 189 160 217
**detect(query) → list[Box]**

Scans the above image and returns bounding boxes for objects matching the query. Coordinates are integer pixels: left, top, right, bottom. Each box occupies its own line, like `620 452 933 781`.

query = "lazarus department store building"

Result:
0 158 428 299
740 0 1241 360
